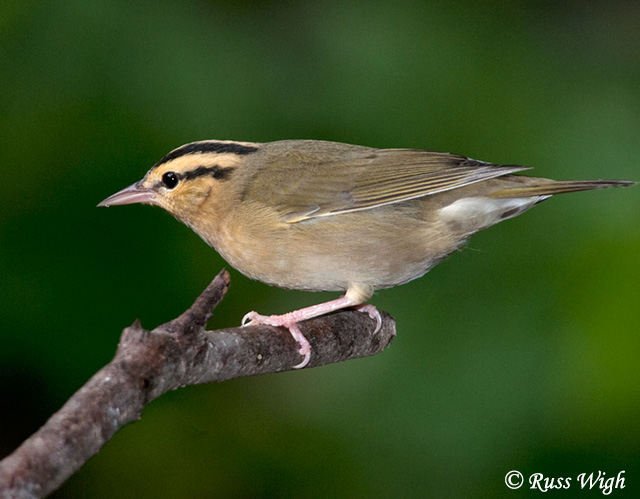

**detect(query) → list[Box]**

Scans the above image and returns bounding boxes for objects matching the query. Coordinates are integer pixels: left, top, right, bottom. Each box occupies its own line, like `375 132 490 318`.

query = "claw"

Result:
241 311 258 326
289 322 311 369
356 304 382 333
240 311 311 369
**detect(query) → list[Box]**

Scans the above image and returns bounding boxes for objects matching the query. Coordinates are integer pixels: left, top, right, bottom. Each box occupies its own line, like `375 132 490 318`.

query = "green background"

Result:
1 1 638 497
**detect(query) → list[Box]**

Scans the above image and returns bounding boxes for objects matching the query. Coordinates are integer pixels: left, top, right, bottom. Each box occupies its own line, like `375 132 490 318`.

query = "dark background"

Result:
1 1 638 497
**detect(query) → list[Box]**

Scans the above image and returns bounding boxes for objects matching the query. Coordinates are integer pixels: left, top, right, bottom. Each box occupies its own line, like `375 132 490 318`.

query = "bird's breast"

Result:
208 201 462 292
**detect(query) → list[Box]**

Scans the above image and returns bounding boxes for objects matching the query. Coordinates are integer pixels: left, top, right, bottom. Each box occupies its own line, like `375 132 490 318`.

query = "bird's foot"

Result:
354 304 382 333
242 299 382 369
242 311 311 369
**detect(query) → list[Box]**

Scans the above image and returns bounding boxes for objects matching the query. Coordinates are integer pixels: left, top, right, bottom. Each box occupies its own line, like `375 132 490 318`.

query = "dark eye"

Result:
162 172 179 189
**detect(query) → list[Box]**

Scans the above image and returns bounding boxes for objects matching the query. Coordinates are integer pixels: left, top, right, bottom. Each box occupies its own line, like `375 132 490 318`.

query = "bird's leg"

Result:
242 288 381 369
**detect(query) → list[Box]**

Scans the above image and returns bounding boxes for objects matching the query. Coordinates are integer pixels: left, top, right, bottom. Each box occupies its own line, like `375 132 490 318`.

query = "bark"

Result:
0 270 396 498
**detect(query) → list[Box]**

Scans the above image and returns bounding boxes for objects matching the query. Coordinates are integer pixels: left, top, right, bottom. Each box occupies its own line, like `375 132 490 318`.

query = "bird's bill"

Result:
97 182 156 207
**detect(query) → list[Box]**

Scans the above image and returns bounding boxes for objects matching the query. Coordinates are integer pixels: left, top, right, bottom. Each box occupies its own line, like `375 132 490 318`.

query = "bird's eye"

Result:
162 172 179 189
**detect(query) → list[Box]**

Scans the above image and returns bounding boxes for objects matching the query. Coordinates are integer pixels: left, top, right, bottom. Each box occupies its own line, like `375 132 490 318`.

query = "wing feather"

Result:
247 145 530 223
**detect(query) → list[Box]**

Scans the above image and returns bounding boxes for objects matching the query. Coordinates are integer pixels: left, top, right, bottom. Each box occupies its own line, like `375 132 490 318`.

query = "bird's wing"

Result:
250 148 530 223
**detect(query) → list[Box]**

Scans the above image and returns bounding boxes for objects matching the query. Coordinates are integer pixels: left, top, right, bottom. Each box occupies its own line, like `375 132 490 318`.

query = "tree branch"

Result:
0 269 396 498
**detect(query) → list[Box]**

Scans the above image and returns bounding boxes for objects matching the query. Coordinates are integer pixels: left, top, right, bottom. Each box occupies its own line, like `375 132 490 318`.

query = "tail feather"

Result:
490 179 635 199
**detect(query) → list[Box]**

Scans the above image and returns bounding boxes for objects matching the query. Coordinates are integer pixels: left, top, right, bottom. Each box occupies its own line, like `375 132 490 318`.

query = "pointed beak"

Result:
97 182 156 207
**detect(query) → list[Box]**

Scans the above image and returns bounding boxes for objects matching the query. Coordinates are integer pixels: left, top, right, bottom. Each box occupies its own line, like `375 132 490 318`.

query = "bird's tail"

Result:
489 179 635 198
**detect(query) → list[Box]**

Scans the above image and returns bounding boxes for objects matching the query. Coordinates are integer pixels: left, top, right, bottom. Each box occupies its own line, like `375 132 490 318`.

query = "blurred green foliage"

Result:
1 0 638 497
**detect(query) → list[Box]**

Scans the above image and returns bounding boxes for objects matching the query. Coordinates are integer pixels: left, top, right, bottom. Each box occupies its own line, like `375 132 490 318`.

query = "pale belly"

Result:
210 203 461 292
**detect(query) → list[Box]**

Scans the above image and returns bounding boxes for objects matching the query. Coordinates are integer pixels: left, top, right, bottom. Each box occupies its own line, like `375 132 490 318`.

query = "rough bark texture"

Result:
0 270 396 498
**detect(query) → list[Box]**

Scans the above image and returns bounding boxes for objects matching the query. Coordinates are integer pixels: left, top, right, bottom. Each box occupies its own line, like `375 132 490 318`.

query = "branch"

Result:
0 270 396 498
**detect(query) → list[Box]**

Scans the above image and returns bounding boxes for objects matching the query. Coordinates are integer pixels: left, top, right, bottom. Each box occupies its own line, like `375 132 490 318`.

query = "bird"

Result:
98 139 634 368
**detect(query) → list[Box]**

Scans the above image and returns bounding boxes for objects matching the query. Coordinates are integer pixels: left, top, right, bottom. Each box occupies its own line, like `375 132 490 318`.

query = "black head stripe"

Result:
154 141 258 168
181 165 235 182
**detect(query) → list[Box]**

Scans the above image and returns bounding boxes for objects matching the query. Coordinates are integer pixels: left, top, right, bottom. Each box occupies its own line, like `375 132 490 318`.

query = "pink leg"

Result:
242 296 382 369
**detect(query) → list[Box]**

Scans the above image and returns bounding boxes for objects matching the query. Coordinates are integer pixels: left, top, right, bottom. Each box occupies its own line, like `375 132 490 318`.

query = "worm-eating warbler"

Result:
99 139 634 368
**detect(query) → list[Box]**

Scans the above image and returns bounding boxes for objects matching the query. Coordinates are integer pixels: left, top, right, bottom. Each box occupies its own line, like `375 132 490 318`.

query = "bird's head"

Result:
98 140 260 227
